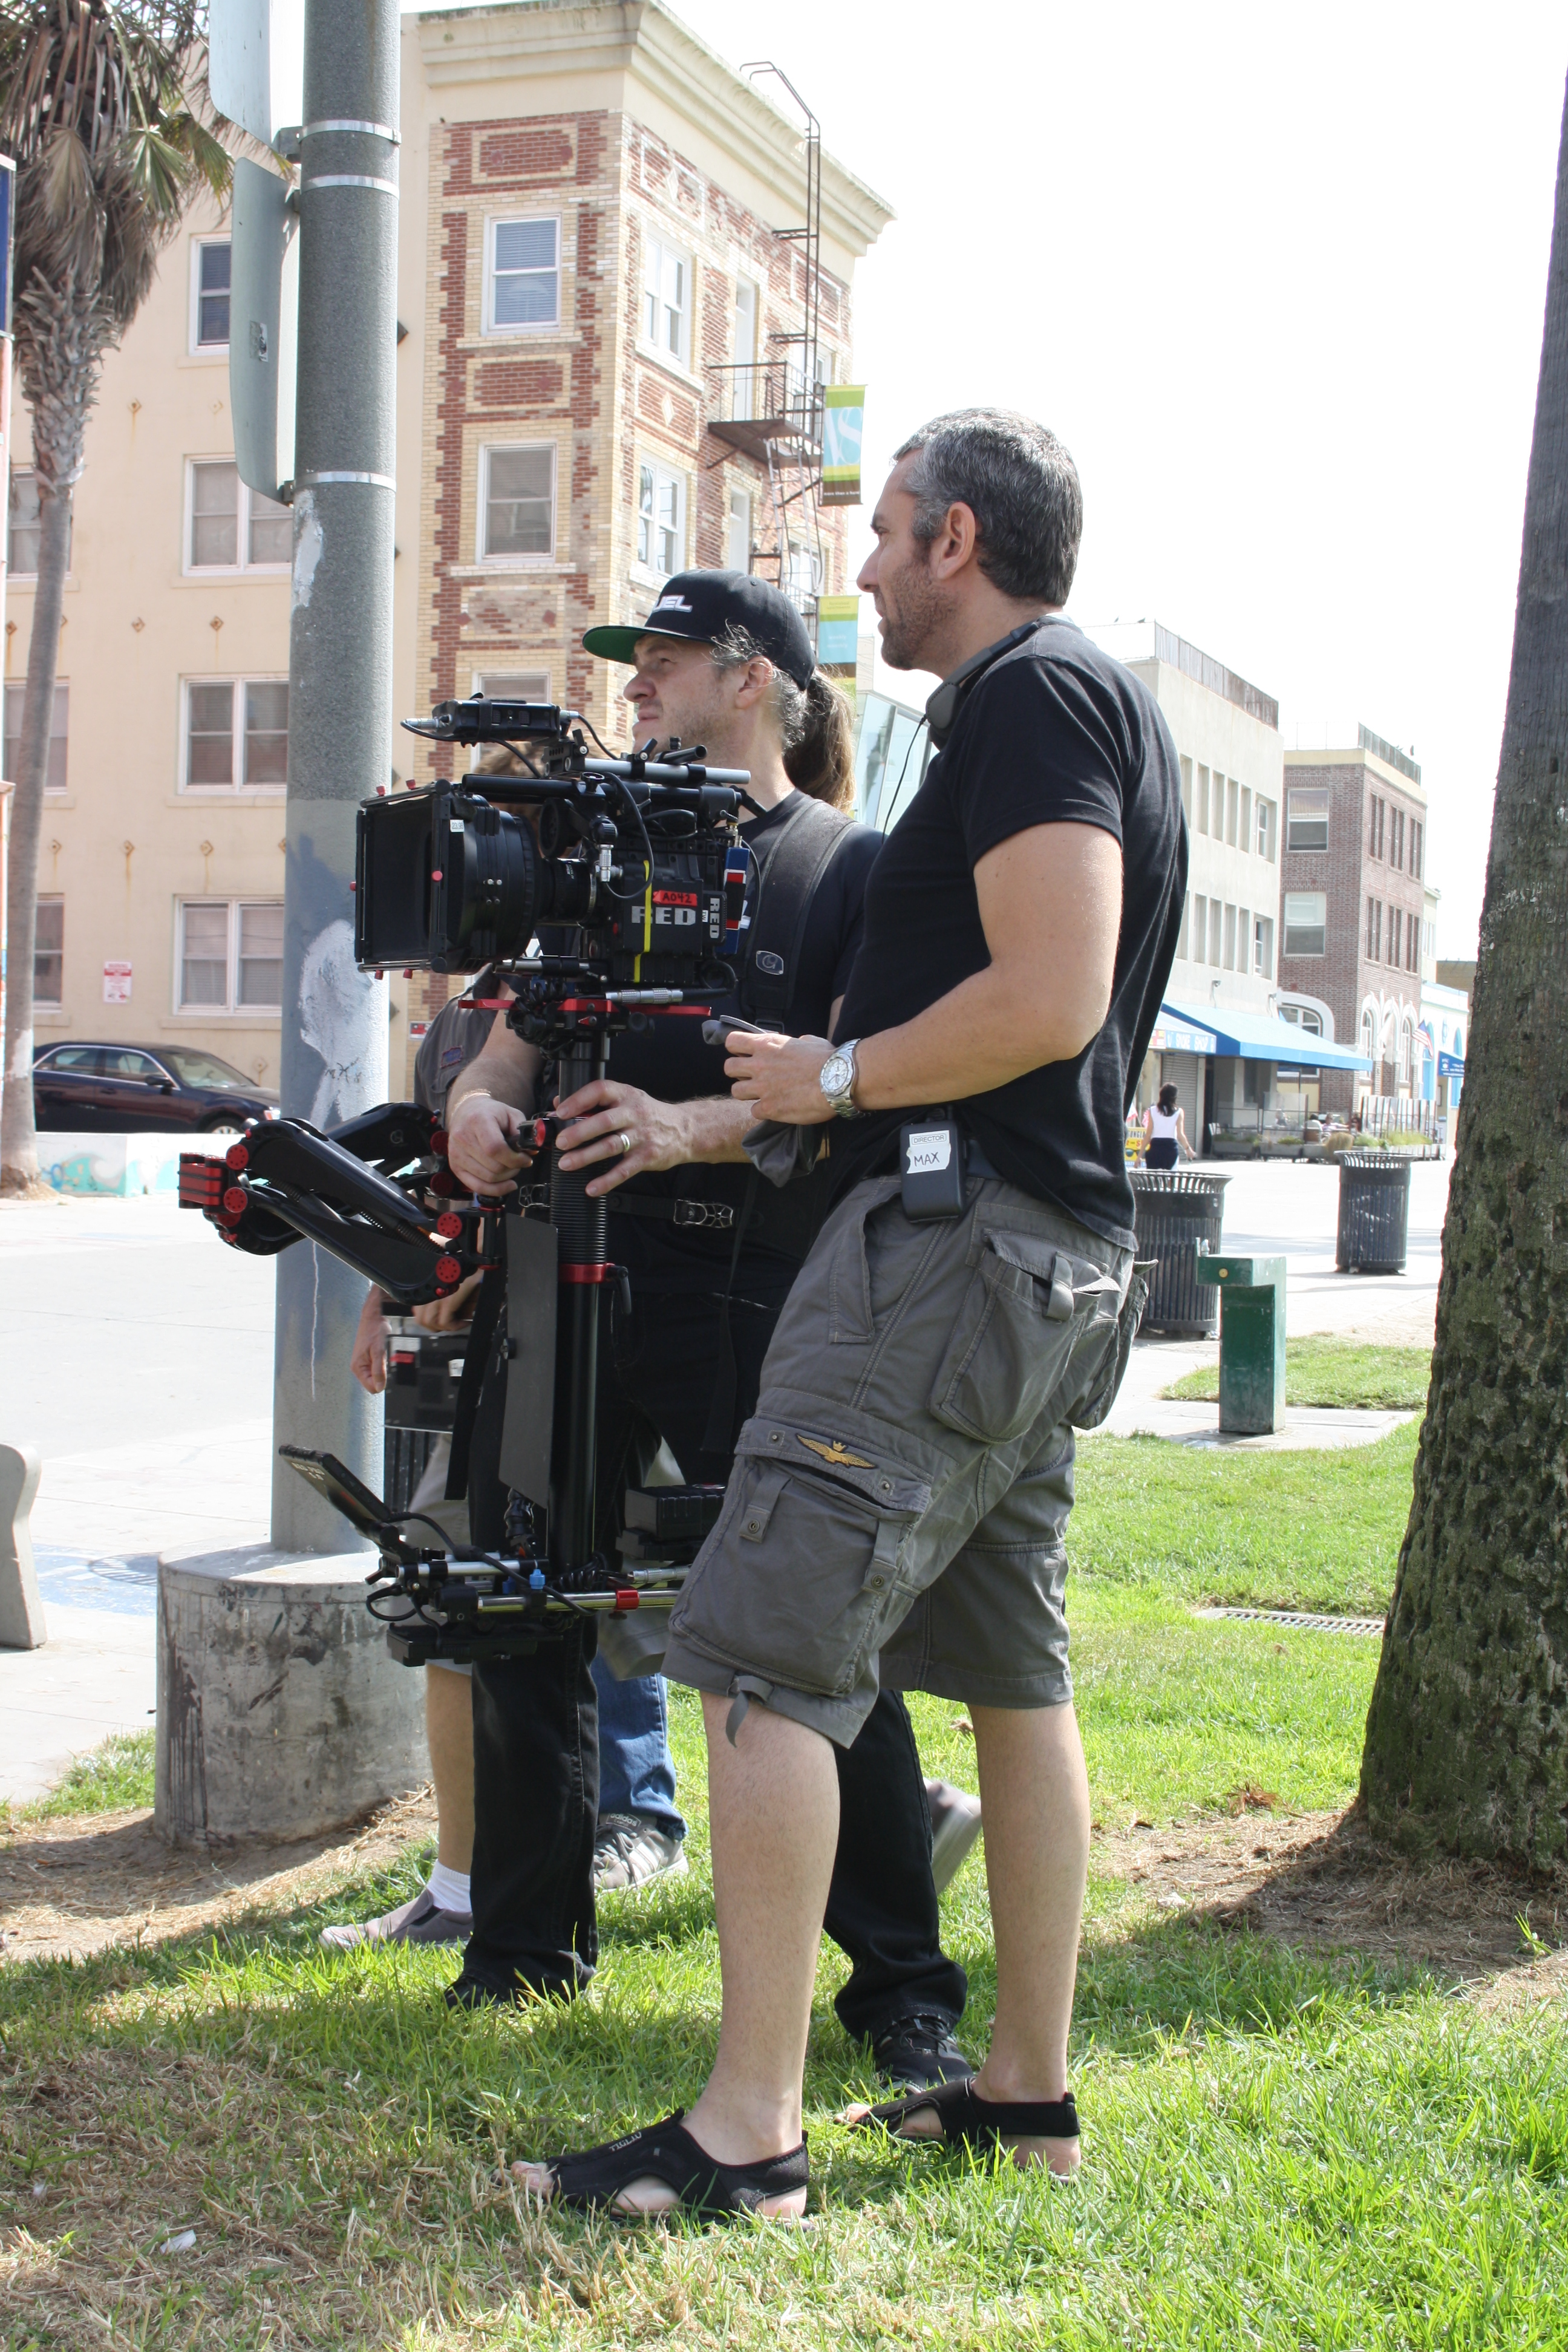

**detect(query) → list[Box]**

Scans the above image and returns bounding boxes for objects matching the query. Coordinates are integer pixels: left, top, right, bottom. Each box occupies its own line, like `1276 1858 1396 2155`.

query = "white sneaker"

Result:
926 1780 983 1896
592 1813 689 1894
319 1887 472 1950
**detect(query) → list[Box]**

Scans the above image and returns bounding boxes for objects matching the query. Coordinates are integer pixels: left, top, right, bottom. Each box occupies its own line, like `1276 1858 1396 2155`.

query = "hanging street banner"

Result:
816 593 860 673
821 385 865 505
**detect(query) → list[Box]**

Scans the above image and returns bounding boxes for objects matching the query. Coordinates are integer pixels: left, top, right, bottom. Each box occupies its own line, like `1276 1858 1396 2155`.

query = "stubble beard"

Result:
877 549 948 672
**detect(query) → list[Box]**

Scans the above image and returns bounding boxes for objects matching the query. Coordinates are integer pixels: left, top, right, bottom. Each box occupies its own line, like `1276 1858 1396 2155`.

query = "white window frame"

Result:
635 458 687 582
483 214 561 337
1253 913 1274 979
34 895 64 1006
4 679 68 792
181 676 290 794
1287 787 1330 852
473 669 551 703
477 442 557 566
185 460 292 574
726 487 753 576
175 898 285 1014
641 228 693 371
189 235 232 354
1284 890 1327 958
1256 794 1276 860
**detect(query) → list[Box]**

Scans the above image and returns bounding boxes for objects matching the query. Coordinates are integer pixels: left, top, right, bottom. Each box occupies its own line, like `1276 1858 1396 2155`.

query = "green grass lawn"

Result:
1163 1336 1434 1412
7 1426 1566 2349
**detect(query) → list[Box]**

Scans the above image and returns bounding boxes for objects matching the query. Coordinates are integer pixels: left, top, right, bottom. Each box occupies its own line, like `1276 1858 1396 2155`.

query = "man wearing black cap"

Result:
439 571 977 2090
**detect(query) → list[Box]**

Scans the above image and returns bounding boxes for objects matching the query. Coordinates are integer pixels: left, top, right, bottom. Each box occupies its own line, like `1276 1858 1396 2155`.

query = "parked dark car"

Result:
31 1042 279 1134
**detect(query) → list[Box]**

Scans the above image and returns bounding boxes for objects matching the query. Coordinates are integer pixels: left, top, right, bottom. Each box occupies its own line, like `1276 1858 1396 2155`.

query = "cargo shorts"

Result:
662 1172 1132 1746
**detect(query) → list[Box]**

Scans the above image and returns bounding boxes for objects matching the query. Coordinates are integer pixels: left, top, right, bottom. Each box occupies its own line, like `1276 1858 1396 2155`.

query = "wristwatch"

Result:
818 1040 861 1119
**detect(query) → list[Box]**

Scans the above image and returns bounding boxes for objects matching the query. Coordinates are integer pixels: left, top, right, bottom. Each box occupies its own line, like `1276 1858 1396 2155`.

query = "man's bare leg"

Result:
427 1665 475 1874
845 1699 1088 2175
515 1693 837 2216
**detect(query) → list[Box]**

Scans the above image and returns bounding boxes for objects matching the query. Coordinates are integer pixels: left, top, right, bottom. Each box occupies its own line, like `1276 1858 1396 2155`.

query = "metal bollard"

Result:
0 1443 47 1650
1195 1252 1287 1435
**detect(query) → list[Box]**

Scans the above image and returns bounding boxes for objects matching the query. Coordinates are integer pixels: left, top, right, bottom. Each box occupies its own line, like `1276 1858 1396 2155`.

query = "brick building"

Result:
4 0 890 1102
1278 728 1429 1114
397 3 893 1071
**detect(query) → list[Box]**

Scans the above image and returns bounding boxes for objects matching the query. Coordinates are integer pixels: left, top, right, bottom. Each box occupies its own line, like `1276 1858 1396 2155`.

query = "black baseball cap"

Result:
582 569 815 690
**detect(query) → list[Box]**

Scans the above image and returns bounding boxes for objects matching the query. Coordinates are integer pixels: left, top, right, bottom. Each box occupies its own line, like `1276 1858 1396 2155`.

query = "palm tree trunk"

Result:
1 478 71 1189
1359 76 1568 1863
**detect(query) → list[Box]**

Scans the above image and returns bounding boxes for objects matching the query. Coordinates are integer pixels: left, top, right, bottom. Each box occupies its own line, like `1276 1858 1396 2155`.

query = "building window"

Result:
1366 897 1382 959
1253 913 1273 978
1177 891 1192 961
732 276 759 417
1369 795 1385 858
727 488 753 575
34 897 63 1005
1411 820 1423 878
486 217 560 332
1189 893 1205 964
1256 795 1276 860
1287 787 1329 851
642 232 690 367
1208 898 1223 966
193 238 231 349
1196 763 1210 835
476 670 550 703
4 682 68 791
1361 1007 1377 1063
637 460 685 578
184 679 289 789
1387 903 1399 964
480 445 555 561
1285 891 1327 957
1393 808 1406 869
177 899 284 1011
1226 776 1240 848
1240 785 1252 852
1179 755 1192 824
187 461 292 570
1223 902 1238 970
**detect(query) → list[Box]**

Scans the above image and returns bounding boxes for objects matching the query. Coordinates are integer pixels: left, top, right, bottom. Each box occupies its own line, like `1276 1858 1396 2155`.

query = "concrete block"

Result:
0 1443 48 1651
155 1541 425 1846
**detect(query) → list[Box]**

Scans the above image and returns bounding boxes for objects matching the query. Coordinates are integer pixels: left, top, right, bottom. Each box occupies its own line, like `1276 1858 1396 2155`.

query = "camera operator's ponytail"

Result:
784 671 856 812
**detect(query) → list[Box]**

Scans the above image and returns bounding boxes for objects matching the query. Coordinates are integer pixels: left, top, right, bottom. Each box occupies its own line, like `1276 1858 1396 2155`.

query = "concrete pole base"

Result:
155 1541 426 1847
0 1443 47 1651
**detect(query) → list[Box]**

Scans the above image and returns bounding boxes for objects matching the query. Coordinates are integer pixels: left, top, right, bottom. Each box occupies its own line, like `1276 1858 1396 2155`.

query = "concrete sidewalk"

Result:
0 1162 1445 1803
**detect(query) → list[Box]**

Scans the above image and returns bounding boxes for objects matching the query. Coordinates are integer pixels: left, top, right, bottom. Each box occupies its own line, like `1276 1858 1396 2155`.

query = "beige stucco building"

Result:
9 0 890 1099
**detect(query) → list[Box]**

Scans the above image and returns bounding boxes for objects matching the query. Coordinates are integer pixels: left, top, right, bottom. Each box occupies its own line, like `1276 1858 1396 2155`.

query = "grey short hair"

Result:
893 408 1082 604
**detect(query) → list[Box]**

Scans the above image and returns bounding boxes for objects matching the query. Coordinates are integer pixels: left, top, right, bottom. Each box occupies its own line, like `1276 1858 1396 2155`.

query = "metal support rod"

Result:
270 0 399 1552
549 1036 609 1572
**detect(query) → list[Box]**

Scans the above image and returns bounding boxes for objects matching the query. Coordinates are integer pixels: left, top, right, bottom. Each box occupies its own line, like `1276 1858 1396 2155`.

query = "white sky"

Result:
419 0 1567 958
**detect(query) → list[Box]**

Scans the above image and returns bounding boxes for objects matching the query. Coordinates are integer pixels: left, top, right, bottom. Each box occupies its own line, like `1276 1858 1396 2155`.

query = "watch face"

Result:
821 1051 852 1098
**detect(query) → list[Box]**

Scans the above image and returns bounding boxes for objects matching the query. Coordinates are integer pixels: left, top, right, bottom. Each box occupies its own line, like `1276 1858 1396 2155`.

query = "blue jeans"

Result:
591 1658 685 1842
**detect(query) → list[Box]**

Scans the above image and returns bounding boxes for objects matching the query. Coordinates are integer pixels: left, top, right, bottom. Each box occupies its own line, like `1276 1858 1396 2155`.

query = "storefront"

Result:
1160 998 1373 1157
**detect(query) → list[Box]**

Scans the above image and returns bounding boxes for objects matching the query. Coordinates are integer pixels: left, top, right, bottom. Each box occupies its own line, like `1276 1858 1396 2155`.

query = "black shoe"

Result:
871 2011 974 2092
443 1970 578 2012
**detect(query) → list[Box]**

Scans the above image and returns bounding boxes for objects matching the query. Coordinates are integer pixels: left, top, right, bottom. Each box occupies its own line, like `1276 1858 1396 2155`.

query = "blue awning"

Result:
1148 1016 1218 1055
1161 999 1373 1073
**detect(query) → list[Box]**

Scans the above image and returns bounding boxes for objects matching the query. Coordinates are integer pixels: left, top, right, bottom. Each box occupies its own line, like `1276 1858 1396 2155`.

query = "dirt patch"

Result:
1094 1805 1568 2005
0 1788 437 1964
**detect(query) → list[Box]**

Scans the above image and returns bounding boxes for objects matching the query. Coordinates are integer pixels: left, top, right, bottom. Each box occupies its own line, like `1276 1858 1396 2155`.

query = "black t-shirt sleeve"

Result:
953 655 1127 869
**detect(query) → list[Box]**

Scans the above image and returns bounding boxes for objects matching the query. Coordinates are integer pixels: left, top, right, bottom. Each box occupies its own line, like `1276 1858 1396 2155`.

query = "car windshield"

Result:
160 1049 258 1091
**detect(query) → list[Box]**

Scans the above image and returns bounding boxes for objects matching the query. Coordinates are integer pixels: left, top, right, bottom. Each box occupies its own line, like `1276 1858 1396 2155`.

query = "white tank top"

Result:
1149 1106 1181 1138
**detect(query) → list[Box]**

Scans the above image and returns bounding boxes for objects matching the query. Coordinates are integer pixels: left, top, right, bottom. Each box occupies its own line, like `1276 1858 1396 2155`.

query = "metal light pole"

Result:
270 0 399 1550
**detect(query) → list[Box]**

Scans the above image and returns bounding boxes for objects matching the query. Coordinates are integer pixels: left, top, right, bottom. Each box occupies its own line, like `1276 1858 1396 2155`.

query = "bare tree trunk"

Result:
1360 79 1568 1863
0 480 71 1191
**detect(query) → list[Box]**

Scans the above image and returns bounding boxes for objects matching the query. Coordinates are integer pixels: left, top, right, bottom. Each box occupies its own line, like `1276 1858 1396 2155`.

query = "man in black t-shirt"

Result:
512 414 1185 2218
438 572 973 2091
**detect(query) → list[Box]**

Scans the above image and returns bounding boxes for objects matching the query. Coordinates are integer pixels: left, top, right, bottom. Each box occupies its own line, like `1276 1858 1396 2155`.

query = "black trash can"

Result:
1336 1152 1411 1274
1130 1170 1232 1334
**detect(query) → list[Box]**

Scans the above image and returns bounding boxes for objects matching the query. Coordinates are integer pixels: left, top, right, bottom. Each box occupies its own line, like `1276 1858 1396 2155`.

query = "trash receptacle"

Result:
1130 1170 1232 1334
1336 1152 1411 1273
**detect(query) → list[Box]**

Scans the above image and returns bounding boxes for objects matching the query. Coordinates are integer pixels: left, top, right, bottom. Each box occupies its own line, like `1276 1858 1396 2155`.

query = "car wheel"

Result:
200 1116 246 1136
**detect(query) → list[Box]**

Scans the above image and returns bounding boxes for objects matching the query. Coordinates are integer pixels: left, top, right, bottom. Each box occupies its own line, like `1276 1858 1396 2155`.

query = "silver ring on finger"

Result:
616 1130 633 1157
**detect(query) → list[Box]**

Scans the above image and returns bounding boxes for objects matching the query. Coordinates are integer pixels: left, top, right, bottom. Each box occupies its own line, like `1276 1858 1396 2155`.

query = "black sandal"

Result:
529 2110 809 2219
854 2077 1079 2152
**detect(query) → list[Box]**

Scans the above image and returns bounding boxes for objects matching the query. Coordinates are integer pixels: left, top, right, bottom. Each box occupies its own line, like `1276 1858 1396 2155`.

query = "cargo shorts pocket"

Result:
672 1432 930 1700
927 1229 1086 1445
